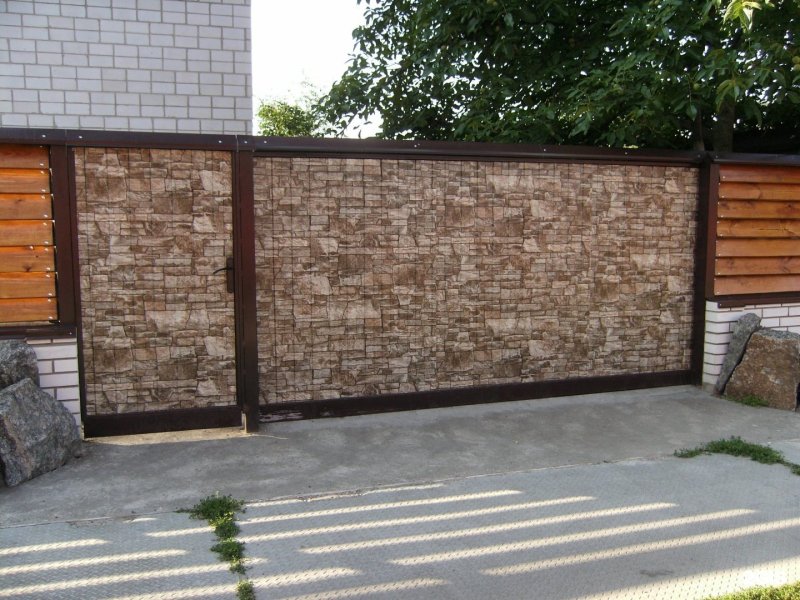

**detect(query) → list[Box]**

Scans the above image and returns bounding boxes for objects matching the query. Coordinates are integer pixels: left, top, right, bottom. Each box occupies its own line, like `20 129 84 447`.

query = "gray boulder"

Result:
726 329 800 411
0 378 81 486
0 340 39 389
715 313 761 394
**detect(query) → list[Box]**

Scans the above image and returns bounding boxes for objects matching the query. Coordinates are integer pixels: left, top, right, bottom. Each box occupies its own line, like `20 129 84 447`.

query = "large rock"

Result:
726 329 800 411
0 340 39 389
715 313 761 394
0 378 81 486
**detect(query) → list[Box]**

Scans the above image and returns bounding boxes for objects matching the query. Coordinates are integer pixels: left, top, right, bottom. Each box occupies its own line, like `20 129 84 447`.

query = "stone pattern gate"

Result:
75 148 236 416
253 157 698 404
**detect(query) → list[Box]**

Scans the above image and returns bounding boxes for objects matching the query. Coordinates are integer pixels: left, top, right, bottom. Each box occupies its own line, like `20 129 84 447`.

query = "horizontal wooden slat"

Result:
0 168 50 194
0 245 55 273
0 193 52 220
715 274 800 296
718 200 800 220
716 239 800 257
717 219 800 238
0 272 56 299
719 182 800 201
720 165 800 184
0 220 53 246
0 297 56 323
0 145 48 169
716 256 800 276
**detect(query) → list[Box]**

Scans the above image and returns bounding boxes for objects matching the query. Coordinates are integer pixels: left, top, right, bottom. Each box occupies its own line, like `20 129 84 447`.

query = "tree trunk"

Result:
692 111 706 151
713 97 736 152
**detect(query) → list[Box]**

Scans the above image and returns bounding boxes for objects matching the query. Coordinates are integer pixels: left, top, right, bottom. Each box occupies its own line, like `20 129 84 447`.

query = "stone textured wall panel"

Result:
254 157 698 404
75 148 236 415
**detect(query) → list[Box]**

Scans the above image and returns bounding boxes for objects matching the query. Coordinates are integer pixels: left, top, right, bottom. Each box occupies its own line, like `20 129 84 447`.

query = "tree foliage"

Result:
256 88 325 137
321 0 800 151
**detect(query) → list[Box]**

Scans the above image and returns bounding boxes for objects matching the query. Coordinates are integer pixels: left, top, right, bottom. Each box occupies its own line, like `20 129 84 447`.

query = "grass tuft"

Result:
237 579 256 600
704 437 785 464
185 494 245 528
676 436 800 476
211 539 246 574
705 581 800 599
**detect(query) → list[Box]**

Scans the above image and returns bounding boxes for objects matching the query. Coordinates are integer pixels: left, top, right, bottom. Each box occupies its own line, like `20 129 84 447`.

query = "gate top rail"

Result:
0 127 709 166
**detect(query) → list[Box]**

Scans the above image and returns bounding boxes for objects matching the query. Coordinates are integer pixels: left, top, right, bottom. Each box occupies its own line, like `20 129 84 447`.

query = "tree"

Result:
256 87 325 137
321 0 800 151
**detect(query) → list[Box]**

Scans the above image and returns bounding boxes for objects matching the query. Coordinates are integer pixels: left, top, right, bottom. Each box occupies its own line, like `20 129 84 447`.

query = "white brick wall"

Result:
703 300 800 389
25 337 81 427
0 0 252 134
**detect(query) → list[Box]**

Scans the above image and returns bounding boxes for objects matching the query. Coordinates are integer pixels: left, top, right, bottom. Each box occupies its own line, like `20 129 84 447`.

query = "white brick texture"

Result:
25 337 81 426
703 300 800 389
0 0 252 134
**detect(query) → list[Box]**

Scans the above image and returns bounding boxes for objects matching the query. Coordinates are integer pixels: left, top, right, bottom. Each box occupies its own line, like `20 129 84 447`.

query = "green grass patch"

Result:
185 493 245 528
211 539 246 574
237 579 256 600
726 394 769 408
705 581 800 599
183 493 254 596
675 436 800 475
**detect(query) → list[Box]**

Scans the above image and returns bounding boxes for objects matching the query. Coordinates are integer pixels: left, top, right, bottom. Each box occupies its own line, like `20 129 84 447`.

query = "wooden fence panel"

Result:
0 168 50 193
0 246 54 273
0 144 57 324
0 298 56 323
0 193 52 220
0 272 56 299
0 145 49 169
714 164 800 297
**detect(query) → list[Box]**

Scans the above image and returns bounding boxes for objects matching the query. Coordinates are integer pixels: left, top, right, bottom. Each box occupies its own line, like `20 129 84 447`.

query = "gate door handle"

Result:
212 256 235 293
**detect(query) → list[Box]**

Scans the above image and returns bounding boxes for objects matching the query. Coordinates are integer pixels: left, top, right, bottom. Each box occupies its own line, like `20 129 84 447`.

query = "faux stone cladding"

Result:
254 157 698 403
75 148 236 415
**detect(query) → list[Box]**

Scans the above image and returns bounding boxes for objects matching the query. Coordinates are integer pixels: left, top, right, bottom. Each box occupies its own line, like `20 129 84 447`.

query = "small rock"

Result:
726 329 800 411
0 340 39 389
715 313 761 394
0 378 81 486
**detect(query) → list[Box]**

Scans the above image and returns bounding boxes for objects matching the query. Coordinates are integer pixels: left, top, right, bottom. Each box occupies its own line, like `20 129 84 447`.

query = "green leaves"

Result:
256 85 327 137
320 0 800 151
721 0 773 29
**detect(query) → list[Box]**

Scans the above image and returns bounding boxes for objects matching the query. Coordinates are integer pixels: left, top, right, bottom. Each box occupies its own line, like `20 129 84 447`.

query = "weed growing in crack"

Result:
182 493 254 596
675 436 800 475
237 579 256 600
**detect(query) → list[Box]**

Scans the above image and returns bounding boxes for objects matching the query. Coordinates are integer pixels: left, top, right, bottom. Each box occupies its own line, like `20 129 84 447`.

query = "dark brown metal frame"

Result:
232 143 260 432
253 136 705 167
262 371 693 423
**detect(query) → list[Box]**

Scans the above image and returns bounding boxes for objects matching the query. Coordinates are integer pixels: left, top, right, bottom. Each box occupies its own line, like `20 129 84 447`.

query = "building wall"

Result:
254 157 699 404
703 301 800 389
0 0 252 134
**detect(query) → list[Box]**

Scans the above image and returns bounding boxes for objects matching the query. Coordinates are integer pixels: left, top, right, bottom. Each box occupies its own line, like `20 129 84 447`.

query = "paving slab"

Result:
240 455 800 600
0 512 238 599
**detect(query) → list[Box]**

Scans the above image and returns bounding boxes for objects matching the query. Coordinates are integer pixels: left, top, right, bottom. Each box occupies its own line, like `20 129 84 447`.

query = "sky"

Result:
250 0 377 136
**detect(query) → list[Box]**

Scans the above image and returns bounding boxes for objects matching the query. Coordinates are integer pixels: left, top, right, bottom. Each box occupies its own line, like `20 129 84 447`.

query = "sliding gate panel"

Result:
254 157 698 405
